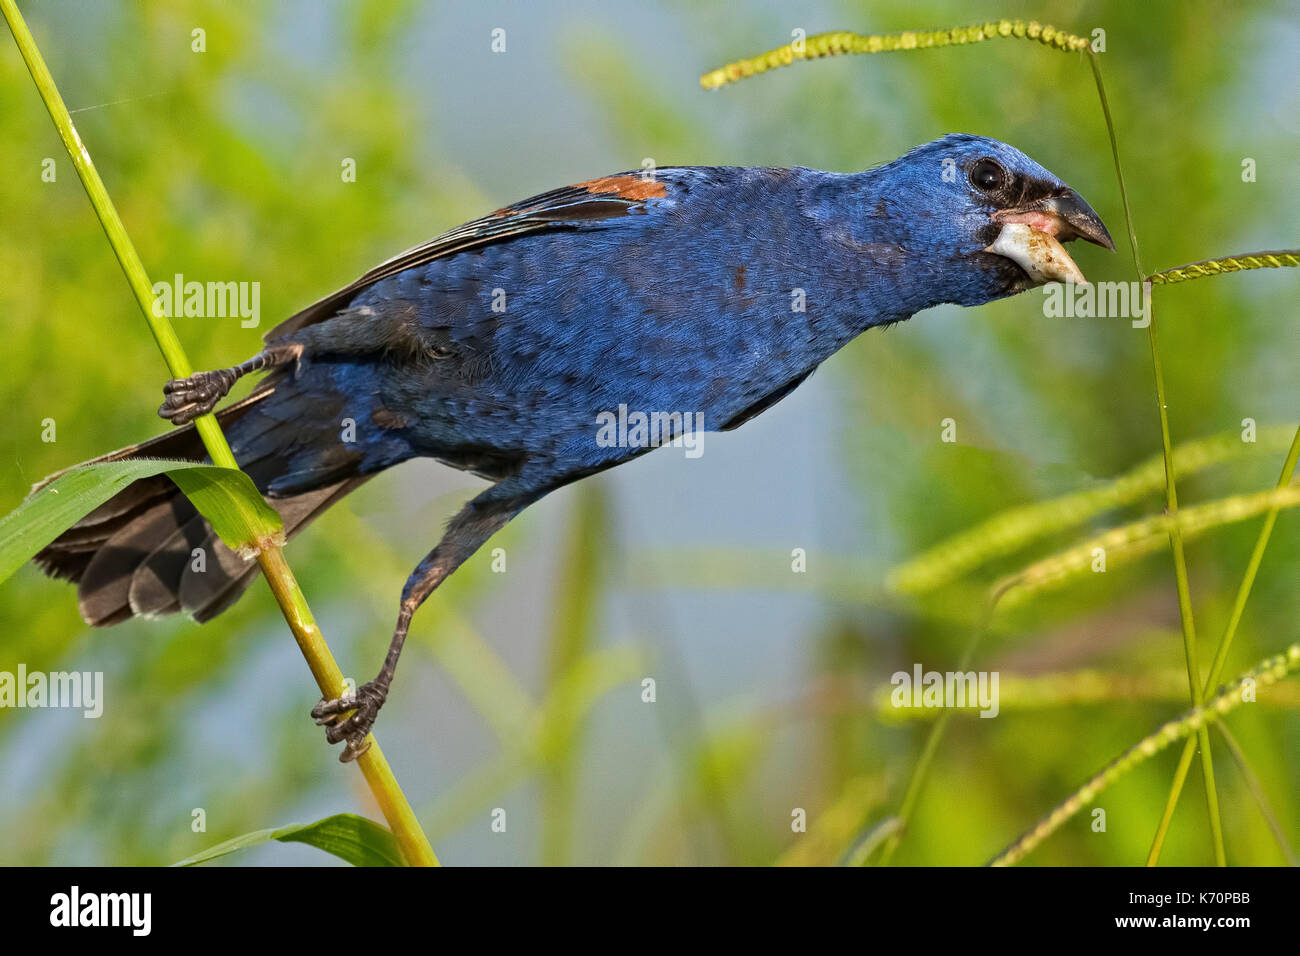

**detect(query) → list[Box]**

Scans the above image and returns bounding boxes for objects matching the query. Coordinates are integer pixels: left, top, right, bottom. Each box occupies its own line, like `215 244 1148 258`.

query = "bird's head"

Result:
861 133 1114 307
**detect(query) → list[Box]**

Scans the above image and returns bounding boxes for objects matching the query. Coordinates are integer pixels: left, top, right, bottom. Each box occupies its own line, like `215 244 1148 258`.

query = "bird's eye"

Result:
969 158 1007 193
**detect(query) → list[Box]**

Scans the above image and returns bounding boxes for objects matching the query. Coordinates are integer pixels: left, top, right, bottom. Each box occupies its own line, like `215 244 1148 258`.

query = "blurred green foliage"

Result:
0 0 1294 865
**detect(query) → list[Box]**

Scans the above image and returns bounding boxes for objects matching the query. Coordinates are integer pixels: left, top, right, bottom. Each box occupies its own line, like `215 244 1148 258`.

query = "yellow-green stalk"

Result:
701 20 1089 90
1149 425 1300 864
989 645 1300 867
1147 250 1299 286
1 0 436 867
1086 48 1224 865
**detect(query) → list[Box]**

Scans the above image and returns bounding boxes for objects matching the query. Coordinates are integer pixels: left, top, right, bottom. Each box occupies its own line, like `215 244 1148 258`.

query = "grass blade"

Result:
1149 425 1300 864
989 645 1300 867
992 485 1300 607
0 460 281 585
1088 46 1224 863
888 426 1293 595
1213 722 1298 866
174 813 402 867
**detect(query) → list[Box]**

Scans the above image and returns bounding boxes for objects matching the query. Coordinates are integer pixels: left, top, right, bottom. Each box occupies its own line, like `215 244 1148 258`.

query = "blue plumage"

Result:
36 133 1112 758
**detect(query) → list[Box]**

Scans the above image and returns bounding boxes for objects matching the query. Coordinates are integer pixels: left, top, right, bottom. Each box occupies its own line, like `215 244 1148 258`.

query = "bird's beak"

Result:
985 188 1115 286
996 189 1115 250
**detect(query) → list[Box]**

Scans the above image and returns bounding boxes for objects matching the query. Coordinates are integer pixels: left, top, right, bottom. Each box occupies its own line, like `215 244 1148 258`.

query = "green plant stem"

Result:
1087 49 1223 866
1145 734 1196 864
1202 427 1300 694
873 601 996 865
699 19 1090 90
2 0 436 867
989 645 1299 866
1148 425 1300 865
1213 722 1298 865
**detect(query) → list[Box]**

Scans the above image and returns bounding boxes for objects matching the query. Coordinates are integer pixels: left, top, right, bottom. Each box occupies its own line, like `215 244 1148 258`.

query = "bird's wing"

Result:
263 172 694 343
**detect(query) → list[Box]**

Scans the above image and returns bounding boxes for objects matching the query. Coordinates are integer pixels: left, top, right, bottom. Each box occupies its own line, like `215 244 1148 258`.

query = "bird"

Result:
33 133 1113 761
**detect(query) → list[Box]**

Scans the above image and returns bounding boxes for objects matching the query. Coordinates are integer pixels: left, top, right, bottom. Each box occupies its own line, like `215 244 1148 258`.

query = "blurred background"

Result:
0 0 1295 865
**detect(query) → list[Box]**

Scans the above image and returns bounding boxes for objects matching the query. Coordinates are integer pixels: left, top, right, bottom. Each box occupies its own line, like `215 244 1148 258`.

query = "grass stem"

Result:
1087 49 1223 866
1148 425 1300 864
872 602 996 865
1213 722 1298 865
1 0 437 867
991 645 1299 866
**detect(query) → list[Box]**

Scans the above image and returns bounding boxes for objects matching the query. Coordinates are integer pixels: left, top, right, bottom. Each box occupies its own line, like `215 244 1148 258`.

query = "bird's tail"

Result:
33 379 369 626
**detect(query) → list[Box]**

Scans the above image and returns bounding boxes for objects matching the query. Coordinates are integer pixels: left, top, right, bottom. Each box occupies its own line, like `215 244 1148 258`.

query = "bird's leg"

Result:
158 342 301 426
311 484 527 761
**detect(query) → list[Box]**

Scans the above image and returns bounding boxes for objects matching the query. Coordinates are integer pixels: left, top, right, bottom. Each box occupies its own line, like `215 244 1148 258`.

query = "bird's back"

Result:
282 164 902 480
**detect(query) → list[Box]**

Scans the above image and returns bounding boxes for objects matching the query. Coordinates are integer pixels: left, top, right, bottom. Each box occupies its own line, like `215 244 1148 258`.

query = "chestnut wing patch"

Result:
264 174 678 343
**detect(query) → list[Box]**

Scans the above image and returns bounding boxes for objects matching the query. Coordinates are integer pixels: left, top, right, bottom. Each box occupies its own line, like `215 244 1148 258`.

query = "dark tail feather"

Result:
33 388 369 626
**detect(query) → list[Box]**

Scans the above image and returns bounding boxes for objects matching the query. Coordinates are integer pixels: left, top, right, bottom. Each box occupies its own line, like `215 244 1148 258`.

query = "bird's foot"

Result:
311 679 389 762
158 368 239 426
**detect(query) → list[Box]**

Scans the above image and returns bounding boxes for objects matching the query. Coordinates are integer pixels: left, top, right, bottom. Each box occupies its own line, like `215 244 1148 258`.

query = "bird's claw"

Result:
158 369 237 426
311 680 388 762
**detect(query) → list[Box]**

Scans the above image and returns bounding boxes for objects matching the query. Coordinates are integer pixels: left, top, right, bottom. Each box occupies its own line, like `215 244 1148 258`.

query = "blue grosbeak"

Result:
36 133 1112 759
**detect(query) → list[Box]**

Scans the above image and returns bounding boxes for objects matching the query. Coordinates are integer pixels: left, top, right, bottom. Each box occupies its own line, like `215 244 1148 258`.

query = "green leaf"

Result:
174 813 404 867
0 459 283 585
165 466 283 550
